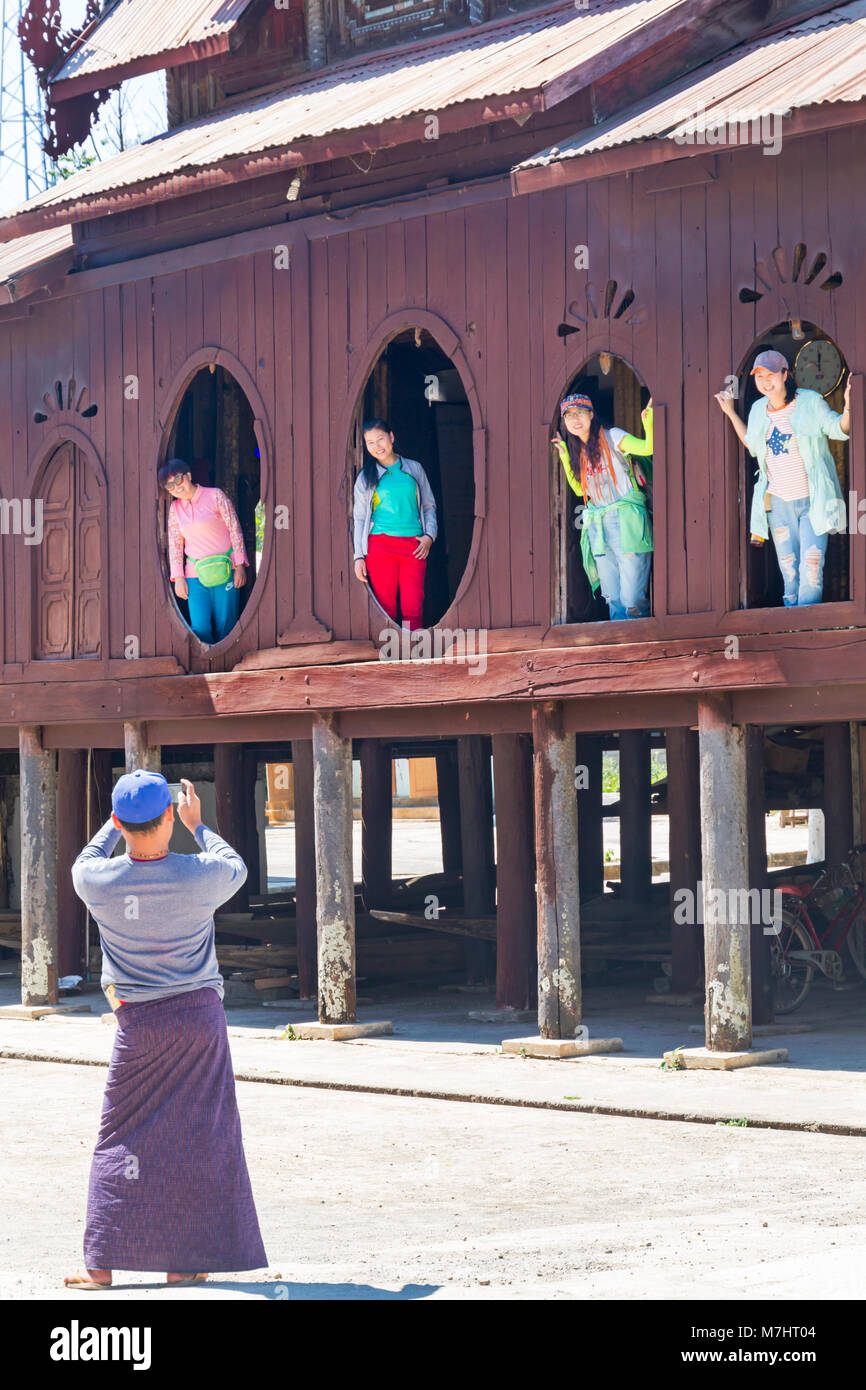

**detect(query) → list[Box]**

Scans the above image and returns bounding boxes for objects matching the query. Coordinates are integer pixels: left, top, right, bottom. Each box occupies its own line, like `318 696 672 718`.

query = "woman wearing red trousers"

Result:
353 418 438 631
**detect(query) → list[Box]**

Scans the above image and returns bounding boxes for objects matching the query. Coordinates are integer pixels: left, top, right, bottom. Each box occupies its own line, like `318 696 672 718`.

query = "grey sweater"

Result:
72 819 248 1004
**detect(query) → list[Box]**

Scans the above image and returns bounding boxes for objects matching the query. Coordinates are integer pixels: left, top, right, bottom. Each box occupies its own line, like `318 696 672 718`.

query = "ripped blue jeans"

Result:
767 494 827 607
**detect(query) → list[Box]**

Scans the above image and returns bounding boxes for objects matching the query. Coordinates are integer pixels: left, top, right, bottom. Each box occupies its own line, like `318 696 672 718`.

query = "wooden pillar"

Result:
312 713 356 1024
492 733 536 1010
697 696 751 1052
213 744 250 913
435 745 462 877
619 729 652 901
458 735 495 982
57 750 88 978
360 740 392 911
823 722 853 865
532 702 581 1038
123 721 161 774
242 748 261 897
576 734 604 899
291 739 317 1001
87 749 115 833
19 727 58 1007
746 726 772 1026
665 727 702 993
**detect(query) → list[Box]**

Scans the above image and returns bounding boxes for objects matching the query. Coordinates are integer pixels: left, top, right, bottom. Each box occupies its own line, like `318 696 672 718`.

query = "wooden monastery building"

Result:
1 0 866 1050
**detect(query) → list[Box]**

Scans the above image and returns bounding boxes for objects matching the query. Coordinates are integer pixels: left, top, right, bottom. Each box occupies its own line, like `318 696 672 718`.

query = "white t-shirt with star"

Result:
765 401 810 501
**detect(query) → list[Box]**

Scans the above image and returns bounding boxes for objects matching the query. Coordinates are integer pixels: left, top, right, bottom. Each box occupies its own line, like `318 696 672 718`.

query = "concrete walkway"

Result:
1 978 864 1135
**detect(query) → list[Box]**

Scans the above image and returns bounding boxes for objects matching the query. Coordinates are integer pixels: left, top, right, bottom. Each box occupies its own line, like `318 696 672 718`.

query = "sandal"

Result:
64 1269 112 1290
166 1272 208 1287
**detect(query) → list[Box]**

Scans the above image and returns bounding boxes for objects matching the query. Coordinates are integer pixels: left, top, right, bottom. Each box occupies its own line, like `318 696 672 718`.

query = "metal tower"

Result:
0 0 48 208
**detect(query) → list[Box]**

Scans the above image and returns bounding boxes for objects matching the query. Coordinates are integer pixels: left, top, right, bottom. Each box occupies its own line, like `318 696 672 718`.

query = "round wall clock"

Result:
794 339 844 397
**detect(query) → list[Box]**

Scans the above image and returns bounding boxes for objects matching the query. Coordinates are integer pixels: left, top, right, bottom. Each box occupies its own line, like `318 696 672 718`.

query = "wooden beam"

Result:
619 730 652 902
360 740 392 911
213 744 250 913
576 734 604 900
532 701 580 1039
823 722 853 865
123 721 161 774
697 696 751 1052
435 745 462 876
57 750 87 978
291 739 317 1000
19 727 58 1007
458 735 495 983
492 733 536 1011
665 727 702 994
312 714 356 1024
746 726 772 1027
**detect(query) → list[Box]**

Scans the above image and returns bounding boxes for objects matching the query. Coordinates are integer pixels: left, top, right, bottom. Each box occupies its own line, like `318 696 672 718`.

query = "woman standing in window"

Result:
715 350 851 607
552 393 654 620
159 459 248 644
353 419 437 631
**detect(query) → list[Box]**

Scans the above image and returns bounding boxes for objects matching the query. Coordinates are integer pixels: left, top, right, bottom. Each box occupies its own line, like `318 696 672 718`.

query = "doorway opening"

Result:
553 353 652 624
740 323 849 609
162 364 262 637
349 327 475 627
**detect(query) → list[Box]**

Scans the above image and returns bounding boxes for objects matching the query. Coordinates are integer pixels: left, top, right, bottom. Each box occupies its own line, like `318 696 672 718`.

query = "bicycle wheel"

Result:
769 907 815 1014
846 913 866 980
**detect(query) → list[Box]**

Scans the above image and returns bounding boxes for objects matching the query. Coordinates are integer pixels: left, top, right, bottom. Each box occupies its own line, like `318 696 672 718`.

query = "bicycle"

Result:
770 844 866 1014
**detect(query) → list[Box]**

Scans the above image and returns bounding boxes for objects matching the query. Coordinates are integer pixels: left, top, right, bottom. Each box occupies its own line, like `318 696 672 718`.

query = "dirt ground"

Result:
2 1055 864 1301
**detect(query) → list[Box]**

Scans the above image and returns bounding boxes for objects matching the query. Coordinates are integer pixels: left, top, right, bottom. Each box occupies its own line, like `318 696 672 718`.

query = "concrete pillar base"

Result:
664 1046 788 1070
501 1035 623 1059
0 1003 91 1020
280 1020 393 1041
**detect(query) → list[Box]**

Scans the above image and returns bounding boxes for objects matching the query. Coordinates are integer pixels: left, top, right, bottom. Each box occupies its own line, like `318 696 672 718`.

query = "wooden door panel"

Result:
34 442 103 661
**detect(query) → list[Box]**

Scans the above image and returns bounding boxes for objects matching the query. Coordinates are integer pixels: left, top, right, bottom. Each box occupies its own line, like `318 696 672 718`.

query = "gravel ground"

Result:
2 1056 864 1301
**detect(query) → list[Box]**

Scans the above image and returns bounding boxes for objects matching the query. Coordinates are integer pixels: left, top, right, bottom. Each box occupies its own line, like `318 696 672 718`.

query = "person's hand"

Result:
174 577 189 601
844 374 854 409
414 535 433 560
233 564 247 589
551 431 564 447
354 558 368 582
633 465 647 488
641 396 653 421
714 388 737 418
177 779 202 833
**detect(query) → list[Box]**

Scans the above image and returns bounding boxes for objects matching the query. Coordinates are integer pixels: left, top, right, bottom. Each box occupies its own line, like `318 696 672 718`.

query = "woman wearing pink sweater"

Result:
159 459 248 644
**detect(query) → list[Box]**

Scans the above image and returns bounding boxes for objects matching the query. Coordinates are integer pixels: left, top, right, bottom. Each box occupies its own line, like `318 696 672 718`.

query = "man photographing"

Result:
64 770 267 1289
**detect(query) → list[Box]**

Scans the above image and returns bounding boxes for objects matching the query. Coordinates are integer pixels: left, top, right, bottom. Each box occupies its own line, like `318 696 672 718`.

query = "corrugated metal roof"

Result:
515 0 866 171
0 225 74 290
52 0 257 90
3 0 685 234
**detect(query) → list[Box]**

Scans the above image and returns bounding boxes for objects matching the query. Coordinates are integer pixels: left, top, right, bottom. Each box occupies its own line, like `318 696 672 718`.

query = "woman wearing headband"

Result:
715 350 851 606
552 392 654 620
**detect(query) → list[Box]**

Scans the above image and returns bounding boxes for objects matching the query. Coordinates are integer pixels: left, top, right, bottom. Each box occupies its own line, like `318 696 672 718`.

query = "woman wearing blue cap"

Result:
552 392 654 620
64 770 266 1289
715 351 852 606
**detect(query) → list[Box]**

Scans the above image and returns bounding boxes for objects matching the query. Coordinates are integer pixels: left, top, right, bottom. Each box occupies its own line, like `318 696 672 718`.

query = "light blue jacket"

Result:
746 388 848 540
353 455 438 559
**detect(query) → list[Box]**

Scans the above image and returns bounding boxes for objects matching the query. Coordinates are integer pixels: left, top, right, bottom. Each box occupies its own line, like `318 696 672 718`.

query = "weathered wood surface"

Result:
458 735 495 982
532 700 580 1038
360 739 392 911
57 749 87 977
312 713 356 1023
19 727 59 1007
619 730 652 903
123 721 161 774
665 726 703 993
746 724 772 1026
214 743 250 913
492 732 536 1010
291 738 318 998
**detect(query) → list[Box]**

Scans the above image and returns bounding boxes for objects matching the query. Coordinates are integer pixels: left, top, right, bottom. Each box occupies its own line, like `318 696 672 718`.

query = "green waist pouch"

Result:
192 550 233 587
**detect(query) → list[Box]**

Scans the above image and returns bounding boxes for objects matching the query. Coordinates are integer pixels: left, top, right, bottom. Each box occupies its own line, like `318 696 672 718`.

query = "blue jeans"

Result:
767 495 827 606
186 575 239 643
592 510 652 620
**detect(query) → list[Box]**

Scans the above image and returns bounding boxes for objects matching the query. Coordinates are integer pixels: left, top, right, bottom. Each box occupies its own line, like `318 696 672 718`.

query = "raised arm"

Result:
617 402 654 457
71 818 122 903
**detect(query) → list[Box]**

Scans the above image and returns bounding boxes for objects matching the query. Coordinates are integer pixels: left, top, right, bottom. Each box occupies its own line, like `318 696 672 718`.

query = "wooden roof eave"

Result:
49 34 235 102
511 96 866 195
0 248 76 307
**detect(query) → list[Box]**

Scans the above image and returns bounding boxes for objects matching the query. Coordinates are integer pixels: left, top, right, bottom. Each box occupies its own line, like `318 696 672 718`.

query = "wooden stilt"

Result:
87 749 115 833
531 701 580 1038
123 721 161 774
618 729 652 901
242 747 261 898
823 722 853 864
57 749 87 978
312 713 356 1025
290 739 317 1000
746 725 772 1026
19 726 59 1007
360 739 392 911
214 744 250 912
458 735 495 982
576 734 604 900
665 726 702 994
435 744 462 877
698 696 752 1052
492 732 536 1011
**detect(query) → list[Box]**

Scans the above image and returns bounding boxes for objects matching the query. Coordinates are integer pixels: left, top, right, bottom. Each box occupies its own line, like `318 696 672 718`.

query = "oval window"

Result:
162 365 263 644
553 353 653 624
738 323 849 610
348 327 475 629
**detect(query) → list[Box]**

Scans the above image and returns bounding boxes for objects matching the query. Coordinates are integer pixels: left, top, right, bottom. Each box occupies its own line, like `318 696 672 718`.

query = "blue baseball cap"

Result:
112 770 173 824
